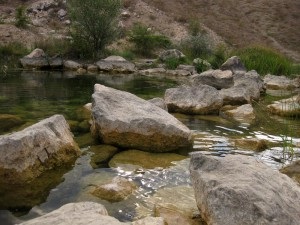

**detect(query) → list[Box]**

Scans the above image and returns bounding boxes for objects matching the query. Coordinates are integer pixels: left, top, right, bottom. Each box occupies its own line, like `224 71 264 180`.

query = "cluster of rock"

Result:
20 49 137 74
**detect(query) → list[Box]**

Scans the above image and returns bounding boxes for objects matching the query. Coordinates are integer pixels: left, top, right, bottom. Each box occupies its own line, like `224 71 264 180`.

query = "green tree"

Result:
68 0 121 58
15 6 30 28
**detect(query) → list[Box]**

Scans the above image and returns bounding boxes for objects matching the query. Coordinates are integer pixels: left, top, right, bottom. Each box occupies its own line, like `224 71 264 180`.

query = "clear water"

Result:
0 70 299 224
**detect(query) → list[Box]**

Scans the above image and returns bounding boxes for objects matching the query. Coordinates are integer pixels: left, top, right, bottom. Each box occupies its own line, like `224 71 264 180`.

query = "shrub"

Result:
33 38 72 57
208 44 228 69
129 23 171 56
180 33 212 59
68 0 121 59
0 42 29 69
15 6 30 28
233 46 295 76
164 57 185 70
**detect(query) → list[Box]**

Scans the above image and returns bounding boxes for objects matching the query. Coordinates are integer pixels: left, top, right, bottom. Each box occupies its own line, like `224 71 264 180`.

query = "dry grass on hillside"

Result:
143 0 300 62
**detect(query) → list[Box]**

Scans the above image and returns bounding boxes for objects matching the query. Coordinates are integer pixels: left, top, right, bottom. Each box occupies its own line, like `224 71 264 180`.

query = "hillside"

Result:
0 0 299 61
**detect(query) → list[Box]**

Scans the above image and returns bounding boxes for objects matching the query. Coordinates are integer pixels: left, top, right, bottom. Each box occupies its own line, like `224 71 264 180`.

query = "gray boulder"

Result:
63 60 82 70
264 74 299 90
192 69 234 89
220 56 246 74
96 56 136 73
0 115 80 184
190 152 300 225
164 84 223 114
159 49 185 62
91 84 192 152
220 70 265 105
20 48 63 69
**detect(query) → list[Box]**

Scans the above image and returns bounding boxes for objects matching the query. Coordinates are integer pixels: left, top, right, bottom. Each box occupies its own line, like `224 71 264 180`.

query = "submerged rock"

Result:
189 152 300 225
267 95 300 116
137 186 203 225
232 138 268 152
96 56 136 73
91 177 137 202
220 104 255 124
0 115 80 184
164 84 223 114
280 160 300 184
0 114 24 133
91 84 192 152
109 149 186 170
89 145 119 168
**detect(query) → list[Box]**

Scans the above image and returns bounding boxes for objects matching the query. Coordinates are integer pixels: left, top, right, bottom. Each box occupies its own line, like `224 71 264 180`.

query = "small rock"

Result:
280 160 300 184
64 60 82 70
220 104 255 124
159 49 185 62
233 138 268 151
57 9 67 18
91 177 137 202
220 56 246 74
264 74 299 90
267 95 300 116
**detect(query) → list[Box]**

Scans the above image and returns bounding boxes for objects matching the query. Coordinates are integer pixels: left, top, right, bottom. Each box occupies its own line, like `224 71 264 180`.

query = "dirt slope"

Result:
0 0 299 61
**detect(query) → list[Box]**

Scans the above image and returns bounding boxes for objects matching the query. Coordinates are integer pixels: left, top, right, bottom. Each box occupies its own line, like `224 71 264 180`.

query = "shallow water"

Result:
0 70 300 224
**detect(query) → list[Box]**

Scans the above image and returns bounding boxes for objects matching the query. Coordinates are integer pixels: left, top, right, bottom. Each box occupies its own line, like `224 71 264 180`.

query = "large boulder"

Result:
220 70 265 105
0 115 80 184
189 152 300 225
20 48 63 69
164 84 223 114
267 95 300 116
96 56 136 73
220 56 246 74
91 84 192 152
191 69 234 89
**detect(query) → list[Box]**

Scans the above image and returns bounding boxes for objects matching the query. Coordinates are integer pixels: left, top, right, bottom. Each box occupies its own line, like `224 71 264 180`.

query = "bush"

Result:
129 23 171 56
164 57 185 70
180 33 212 59
15 6 30 28
68 0 121 59
33 38 73 57
208 44 228 69
233 46 295 76
0 42 29 69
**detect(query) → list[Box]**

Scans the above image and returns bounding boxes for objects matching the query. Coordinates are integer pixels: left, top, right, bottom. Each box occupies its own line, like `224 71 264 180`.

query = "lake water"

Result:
0 70 299 224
